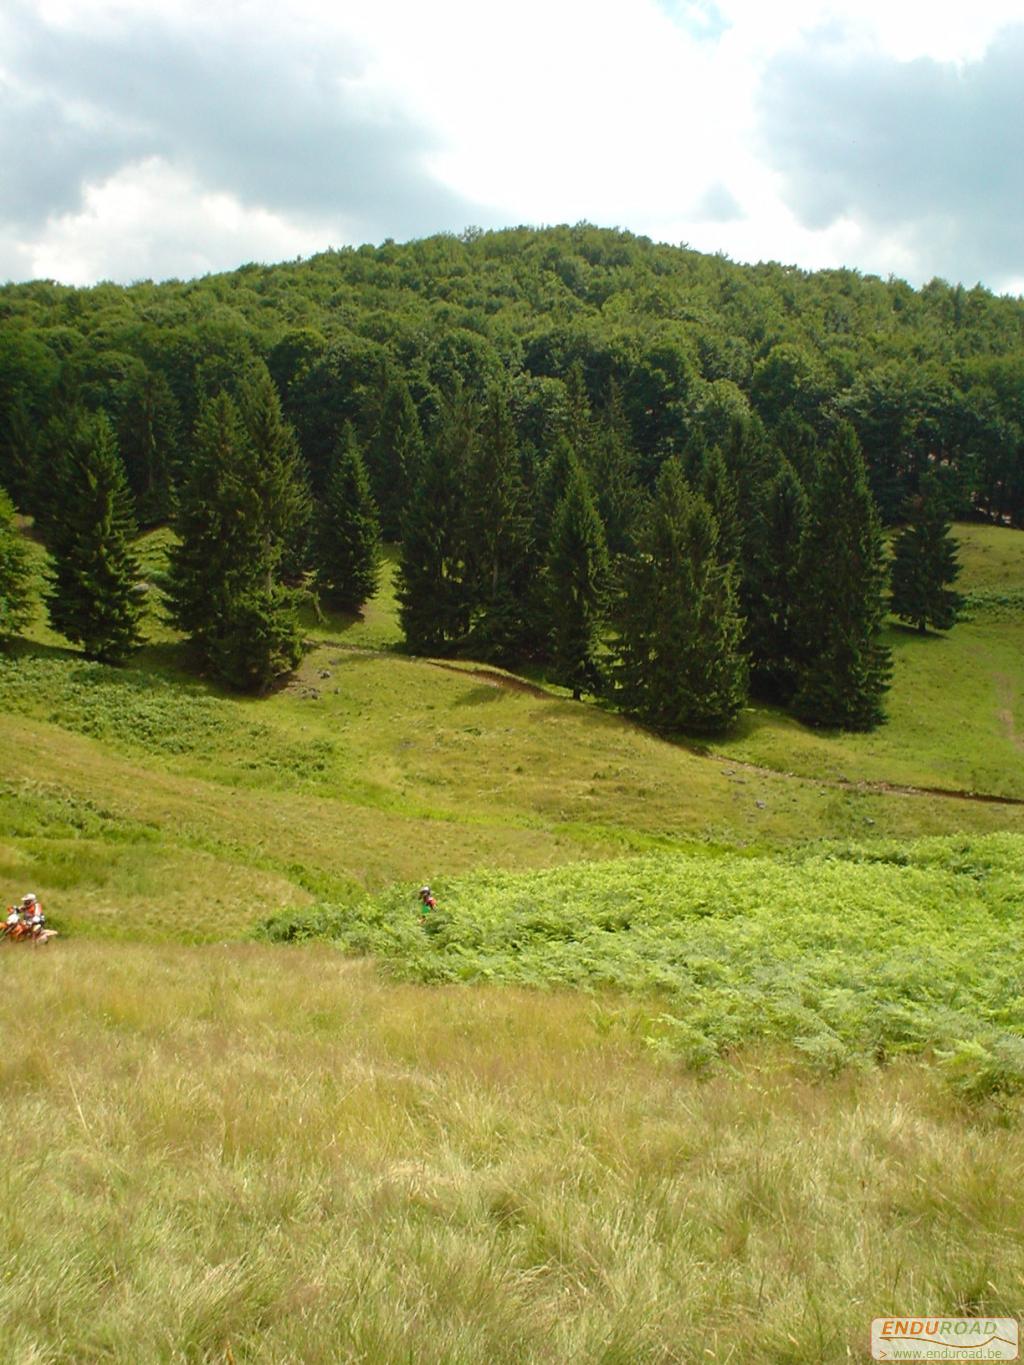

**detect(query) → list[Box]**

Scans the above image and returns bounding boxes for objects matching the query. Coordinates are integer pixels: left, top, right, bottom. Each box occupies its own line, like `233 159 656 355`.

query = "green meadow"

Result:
2 521 1024 1361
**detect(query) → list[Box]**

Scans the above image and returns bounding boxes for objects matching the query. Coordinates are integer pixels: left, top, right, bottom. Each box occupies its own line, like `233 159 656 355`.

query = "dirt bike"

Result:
1 916 57 944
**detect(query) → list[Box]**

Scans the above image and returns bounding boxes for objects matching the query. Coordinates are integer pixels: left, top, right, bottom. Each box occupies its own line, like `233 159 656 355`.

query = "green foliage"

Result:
166 381 309 690
314 424 381 609
266 833 1024 1089
792 422 892 729
890 473 963 632
116 366 181 525
0 486 32 647
614 460 747 733
546 457 609 699
365 373 425 540
698 446 741 567
744 457 808 700
208 586 304 694
45 411 143 664
397 386 474 654
464 384 534 660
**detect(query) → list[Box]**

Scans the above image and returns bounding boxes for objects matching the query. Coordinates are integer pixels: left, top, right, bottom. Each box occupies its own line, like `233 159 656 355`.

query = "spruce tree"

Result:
792 423 892 729
366 375 425 541
397 386 474 654
315 424 381 610
0 487 33 649
45 412 143 664
546 457 609 700
699 446 742 568
563 361 594 466
117 367 181 526
890 473 962 633
464 384 533 659
239 367 313 583
592 381 645 557
614 460 747 733
165 392 249 657
744 457 808 701
208 586 303 694
166 389 304 690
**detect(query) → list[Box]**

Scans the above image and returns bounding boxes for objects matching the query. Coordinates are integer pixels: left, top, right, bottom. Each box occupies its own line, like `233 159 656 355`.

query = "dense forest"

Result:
1 223 1019 726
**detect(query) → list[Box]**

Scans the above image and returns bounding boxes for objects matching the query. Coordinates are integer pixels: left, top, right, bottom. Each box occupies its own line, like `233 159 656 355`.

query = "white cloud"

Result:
2 0 1021 287
19 158 327 285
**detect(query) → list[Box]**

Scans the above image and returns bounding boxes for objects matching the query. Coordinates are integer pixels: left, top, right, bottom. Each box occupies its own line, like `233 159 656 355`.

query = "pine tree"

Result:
0 487 33 648
890 473 962 633
0 398 39 513
166 392 249 657
563 361 594 466
45 412 143 664
117 368 181 525
315 424 382 610
166 388 305 690
744 457 809 701
464 384 533 659
614 460 747 733
208 586 303 694
532 435 577 554
792 423 892 729
239 366 313 584
366 375 425 541
547 457 609 700
699 446 742 568
397 386 474 654
591 381 645 557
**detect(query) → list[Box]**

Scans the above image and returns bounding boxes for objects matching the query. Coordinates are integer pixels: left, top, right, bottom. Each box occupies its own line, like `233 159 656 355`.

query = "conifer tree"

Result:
315 424 381 609
166 389 304 689
45 412 143 664
563 361 594 466
207 586 303 694
546 457 609 699
117 367 181 525
699 446 742 568
533 435 577 554
0 487 33 649
165 392 249 657
592 381 645 557
366 375 425 540
464 384 533 659
0 398 39 514
614 460 747 733
792 422 892 729
397 385 474 654
744 457 808 700
239 366 313 583
890 473 962 633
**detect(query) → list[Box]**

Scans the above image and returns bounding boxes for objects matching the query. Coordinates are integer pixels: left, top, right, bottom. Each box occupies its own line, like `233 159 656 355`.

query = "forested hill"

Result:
2 224 1023 528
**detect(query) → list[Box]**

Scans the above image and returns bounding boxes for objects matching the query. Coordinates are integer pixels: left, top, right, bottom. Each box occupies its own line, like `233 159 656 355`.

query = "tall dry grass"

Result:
2 944 1023 1362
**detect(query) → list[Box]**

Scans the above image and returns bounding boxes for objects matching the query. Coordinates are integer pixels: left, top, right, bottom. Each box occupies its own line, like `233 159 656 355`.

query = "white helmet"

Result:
21 893 36 906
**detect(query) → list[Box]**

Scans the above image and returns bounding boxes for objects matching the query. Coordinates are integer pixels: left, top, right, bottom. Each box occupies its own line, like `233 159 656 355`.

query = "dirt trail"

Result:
310 639 1024 808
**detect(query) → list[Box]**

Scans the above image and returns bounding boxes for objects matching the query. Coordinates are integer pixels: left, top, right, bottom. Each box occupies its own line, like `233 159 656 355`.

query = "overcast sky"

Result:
2 0 1022 292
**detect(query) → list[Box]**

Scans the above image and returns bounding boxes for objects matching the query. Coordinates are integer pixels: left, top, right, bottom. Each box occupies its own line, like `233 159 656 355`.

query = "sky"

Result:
2 0 1022 293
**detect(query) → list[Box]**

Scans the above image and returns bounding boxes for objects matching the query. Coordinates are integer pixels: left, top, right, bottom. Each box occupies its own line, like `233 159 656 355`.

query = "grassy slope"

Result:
3 946 1023 1364
715 525 1024 798
3 524 1024 1361
1 525 1023 941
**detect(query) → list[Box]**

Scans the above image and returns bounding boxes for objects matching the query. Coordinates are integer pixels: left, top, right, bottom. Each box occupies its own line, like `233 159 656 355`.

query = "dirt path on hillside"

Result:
308 639 1024 807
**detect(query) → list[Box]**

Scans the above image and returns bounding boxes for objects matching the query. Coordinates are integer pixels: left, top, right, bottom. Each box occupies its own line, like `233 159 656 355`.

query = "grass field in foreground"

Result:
2 944 1023 1364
